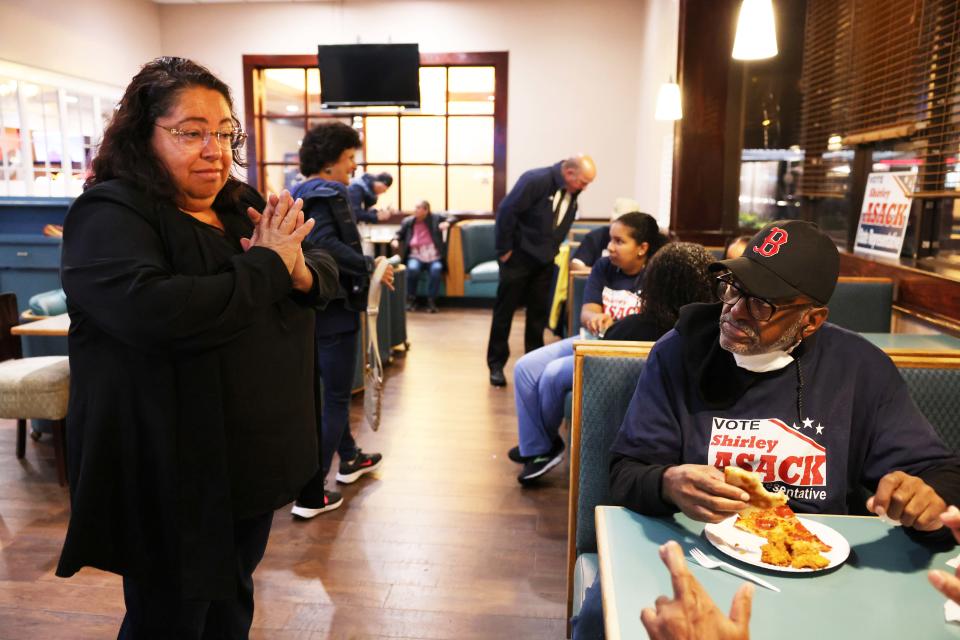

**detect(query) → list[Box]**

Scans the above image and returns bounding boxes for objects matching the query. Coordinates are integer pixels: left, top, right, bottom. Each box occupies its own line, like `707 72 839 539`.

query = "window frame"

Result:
241 52 508 213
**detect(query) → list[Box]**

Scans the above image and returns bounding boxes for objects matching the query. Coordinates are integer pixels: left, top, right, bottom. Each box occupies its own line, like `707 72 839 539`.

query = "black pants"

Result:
117 511 273 640
486 251 554 369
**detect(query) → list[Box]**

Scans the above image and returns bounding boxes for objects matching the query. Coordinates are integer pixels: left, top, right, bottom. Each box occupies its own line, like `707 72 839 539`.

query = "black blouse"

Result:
55 178 339 599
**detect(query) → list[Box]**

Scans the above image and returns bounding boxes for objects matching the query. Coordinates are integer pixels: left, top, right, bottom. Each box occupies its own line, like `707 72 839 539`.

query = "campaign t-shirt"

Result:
583 256 644 321
611 311 958 515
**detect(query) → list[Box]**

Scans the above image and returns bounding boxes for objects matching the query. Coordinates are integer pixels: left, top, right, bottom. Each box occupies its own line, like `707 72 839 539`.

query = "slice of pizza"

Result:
724 466 788 508
734 504 832 568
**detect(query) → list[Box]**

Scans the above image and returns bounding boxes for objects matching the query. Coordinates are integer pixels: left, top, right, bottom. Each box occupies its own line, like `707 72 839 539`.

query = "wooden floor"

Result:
0 308 570 639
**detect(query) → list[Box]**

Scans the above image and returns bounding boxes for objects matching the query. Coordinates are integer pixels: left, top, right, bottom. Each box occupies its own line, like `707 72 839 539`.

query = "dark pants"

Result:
571 575 606 639
117 512 273 640
486 251 553 370
299 328 360 502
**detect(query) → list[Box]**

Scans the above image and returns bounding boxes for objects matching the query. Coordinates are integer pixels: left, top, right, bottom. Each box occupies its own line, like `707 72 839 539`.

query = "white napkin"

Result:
943 557 960 622
945 600 960 623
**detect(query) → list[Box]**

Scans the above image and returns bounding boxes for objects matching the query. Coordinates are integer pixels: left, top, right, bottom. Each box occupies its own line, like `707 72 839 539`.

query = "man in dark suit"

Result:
487 155 597 386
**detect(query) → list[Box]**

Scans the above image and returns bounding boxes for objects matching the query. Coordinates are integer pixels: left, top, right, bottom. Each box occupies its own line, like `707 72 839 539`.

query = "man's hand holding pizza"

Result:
662 465 751 523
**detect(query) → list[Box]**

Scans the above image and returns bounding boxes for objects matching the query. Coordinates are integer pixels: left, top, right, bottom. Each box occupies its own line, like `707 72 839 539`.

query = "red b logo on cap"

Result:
753 227 789 257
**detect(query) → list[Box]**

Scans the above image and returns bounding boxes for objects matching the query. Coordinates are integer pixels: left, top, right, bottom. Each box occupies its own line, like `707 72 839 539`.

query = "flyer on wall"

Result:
853 172 917 259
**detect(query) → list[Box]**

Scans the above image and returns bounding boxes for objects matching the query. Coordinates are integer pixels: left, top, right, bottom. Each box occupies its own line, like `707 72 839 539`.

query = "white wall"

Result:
156 0 679 218
0 0 162 88
0 0 679 219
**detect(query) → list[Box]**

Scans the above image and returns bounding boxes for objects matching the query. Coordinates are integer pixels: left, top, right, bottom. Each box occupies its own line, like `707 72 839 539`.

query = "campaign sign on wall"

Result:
853 172 917 258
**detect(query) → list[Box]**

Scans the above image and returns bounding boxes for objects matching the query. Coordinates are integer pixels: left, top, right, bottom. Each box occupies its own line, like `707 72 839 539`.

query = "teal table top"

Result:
596 506 960 639
861 333 960 350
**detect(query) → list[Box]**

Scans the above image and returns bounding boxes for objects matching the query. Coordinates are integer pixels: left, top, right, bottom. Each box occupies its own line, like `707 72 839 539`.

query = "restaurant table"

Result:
862 332 960 351
595 506 960 639
11 313 69 336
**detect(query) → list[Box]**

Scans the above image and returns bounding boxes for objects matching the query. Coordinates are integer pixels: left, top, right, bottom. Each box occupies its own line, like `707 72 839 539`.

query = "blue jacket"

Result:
293 177 373 335
495 161 580 265
347 174 380 223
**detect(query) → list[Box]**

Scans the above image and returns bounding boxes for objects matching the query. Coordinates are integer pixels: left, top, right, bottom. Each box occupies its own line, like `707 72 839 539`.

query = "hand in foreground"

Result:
928 506 960 604
662 465 750 523
866 470 945 531
243 192 315 288
584 313 614 336
376 209 392 222
641 541 753 640
390 239 400 250
375 256 395 291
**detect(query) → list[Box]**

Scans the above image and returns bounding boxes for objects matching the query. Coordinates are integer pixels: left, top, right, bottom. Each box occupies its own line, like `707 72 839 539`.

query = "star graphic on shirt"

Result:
791 422 800 430
816 423 825 435
802 417 814 429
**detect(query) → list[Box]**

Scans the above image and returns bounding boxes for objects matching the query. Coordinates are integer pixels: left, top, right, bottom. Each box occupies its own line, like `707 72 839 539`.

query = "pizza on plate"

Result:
724 466 831 569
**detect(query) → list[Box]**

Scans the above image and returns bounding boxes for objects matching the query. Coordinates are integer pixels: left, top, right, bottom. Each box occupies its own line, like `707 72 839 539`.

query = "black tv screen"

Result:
318 44 420 108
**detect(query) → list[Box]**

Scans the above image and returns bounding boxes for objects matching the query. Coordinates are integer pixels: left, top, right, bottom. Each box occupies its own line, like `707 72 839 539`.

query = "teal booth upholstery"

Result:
459 222 499 298
567 272 589 338
899 364 960 452
827 277 893 333
567 345 648 629
389 264 409 350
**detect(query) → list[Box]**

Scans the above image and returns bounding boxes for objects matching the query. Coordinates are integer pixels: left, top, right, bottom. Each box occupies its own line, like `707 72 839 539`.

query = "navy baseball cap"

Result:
709 220 840 305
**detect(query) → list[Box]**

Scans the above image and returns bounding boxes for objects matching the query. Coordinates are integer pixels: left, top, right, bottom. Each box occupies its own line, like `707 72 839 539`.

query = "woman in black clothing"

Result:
603 242 717 340
289 122 395 519
55 57 339 638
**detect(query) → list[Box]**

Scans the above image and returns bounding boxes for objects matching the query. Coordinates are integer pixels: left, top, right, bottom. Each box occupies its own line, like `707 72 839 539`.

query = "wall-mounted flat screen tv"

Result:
317 44 420 108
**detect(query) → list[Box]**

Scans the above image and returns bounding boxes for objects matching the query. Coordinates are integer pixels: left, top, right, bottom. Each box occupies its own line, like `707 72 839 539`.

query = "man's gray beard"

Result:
720 312 807 356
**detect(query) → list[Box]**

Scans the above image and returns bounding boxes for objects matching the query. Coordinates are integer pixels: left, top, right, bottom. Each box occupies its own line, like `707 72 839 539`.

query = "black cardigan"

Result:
55 178 339 599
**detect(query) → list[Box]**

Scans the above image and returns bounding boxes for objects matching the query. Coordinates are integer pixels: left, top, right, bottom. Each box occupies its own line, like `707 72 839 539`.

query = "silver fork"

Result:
689 547 781 593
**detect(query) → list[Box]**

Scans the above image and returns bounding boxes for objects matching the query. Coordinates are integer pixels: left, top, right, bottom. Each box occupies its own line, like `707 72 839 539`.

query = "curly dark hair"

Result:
86 57 245 203
640 242 717 331
615 211 668 259
299 121 362 176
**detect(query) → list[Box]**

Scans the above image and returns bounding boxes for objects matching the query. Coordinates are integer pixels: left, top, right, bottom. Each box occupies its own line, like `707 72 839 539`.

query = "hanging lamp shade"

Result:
732 0 778 60
654 78 682 121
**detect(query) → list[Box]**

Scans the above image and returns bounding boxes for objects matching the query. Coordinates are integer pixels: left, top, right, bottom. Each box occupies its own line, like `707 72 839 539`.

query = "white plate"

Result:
703 514 850 573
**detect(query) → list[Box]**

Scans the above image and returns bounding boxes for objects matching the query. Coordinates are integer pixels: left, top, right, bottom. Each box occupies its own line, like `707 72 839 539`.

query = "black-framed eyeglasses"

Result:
154 124 247 151
715 275 812 322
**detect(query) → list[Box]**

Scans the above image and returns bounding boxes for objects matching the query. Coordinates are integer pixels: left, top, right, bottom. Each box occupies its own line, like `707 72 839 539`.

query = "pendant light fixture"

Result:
654 77 682 121
732 0 778 60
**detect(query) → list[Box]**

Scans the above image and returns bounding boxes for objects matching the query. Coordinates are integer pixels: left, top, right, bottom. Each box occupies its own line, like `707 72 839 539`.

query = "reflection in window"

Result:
0 64 119 197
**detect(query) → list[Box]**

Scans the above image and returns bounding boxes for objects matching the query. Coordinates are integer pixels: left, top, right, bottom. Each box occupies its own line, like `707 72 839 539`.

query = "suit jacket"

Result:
494 161 580 265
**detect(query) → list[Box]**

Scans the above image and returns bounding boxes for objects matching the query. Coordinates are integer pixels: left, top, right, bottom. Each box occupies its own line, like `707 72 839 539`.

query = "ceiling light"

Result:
732 0 778 61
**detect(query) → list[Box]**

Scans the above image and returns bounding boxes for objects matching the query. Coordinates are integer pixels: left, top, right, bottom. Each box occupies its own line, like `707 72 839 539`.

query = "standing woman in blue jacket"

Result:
290 122 395 518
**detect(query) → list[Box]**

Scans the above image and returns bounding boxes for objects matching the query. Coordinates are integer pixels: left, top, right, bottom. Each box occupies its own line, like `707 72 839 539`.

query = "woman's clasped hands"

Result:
243 190 316 291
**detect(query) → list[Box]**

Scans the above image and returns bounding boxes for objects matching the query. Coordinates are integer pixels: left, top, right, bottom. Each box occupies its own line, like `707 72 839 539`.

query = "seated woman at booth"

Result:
508 212 670 484
391 200 455 313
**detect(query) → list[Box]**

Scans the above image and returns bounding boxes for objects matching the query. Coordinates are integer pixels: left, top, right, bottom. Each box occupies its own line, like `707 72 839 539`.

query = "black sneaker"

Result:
517 439 565 484
490 367 507 387
508 445 529 463
426 298 439 313
336 450 383 484
291 490 343 519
